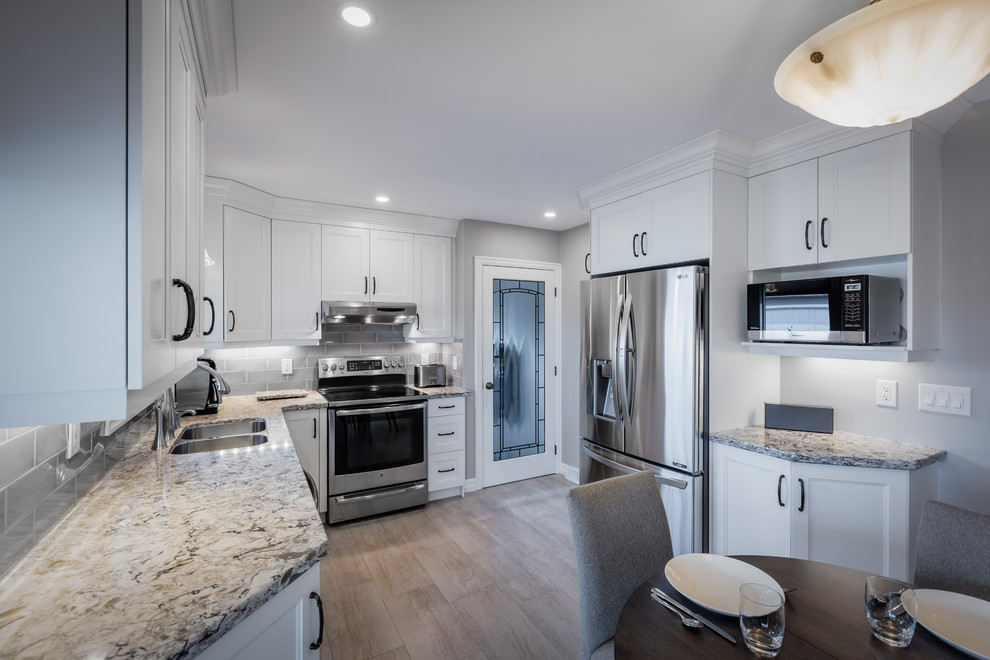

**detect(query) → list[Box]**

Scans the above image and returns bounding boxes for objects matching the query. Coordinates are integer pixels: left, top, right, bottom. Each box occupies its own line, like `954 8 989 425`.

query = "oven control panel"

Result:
318 355 406 377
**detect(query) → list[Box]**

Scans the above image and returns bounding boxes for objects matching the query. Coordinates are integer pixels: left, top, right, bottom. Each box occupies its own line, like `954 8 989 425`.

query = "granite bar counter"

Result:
712 426 946 470
0 393 329 659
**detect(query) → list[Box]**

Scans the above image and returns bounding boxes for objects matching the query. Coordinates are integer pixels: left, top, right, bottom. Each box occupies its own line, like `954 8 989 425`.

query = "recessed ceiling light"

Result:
336 3 376 28
544 211 557 219
375 195 390 203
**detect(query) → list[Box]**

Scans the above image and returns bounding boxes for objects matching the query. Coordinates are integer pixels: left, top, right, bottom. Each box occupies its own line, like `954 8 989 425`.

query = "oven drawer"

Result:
428 451 465 491
428 397 464 417
428 416 464 454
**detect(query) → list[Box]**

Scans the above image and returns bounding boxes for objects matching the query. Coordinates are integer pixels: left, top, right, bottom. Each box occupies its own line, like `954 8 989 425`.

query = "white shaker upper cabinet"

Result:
321 225 370 302
223 207 271 343
272 220 322 342
369 230 415 302
409 235 453 340
748 133 912 270
591 195 645 275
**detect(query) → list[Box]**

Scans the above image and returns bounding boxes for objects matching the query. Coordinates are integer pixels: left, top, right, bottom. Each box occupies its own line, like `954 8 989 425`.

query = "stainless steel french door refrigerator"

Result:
579 264 707 555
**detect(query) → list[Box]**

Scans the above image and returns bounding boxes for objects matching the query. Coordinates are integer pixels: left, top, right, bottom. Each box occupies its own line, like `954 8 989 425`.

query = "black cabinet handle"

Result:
438 431 455 437
439 404 455 409
313 418 317 438
632 233 640 257
584 253 591 274
203 296 216 336
640 232 647 256
372 276 376 295
309 592 324 650
820 217 829 248
228 310 235 333
438 467 455 473
364 276 368 295
172 279 195 341
805 220 814 250
415 313 421 330
798 478 806 512
777 474 785 507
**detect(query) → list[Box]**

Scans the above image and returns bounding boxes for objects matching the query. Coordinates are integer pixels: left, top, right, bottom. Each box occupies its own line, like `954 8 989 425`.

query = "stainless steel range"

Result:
317 355 428 523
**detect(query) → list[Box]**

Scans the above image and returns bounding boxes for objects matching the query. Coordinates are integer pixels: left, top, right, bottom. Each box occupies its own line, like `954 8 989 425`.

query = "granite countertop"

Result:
409 385 472 397
0 393 329 660
712 426 946 470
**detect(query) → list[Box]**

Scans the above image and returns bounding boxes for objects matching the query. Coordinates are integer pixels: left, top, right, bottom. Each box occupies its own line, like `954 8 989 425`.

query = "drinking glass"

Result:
865 576 916 647
739 583 785 657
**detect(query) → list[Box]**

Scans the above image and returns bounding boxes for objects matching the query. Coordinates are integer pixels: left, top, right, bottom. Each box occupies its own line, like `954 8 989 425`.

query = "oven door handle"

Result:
335 402 428 417
335 482 426 503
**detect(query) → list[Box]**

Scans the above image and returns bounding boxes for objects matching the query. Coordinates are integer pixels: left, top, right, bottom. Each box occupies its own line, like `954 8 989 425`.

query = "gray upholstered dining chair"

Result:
567 470 674 660
913 499 990 600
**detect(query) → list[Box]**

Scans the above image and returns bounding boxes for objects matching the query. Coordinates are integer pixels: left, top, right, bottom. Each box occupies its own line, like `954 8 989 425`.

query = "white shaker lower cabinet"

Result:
196 564 322 660
283 408 327 515
711 443 938 582
427 397 466 499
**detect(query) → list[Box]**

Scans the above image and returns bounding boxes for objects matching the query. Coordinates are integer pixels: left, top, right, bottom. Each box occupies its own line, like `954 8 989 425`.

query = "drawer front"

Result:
428 416 464 454
428 397 465 417
428 451 465 491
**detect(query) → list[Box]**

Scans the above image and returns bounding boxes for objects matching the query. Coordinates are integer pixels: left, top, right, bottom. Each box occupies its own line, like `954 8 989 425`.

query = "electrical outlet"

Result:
421 353 429 365
876 380 897 408
66 423 81 458
452 355 458 371
281 358 293 375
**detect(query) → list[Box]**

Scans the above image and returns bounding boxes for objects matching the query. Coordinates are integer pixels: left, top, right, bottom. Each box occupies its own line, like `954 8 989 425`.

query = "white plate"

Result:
663 554 783 616
903 589 990 659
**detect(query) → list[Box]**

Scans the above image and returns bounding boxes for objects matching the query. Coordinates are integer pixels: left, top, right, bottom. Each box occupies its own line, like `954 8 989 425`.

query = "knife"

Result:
652 588 738 645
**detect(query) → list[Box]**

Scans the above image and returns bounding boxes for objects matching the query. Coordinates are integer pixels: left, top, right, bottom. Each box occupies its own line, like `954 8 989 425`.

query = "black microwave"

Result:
747 275 902 345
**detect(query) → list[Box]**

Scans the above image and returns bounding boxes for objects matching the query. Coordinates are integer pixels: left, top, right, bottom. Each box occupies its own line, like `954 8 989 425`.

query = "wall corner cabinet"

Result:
710 443 938 582
0 0 207 427
745 129 942 360
427 397 466 500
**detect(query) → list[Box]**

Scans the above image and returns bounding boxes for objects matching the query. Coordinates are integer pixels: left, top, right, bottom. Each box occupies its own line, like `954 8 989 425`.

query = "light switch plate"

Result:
918 383 971 416
421 353 429 365
66 423 81 458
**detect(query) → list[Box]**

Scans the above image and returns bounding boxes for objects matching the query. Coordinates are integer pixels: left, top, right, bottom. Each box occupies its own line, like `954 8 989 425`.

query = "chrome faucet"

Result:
152 387 179 451
196 362 232 402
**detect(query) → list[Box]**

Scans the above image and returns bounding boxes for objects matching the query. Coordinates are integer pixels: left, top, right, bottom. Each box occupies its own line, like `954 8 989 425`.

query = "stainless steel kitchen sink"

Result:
170 419 269 454
170 433 269 454
176 419 267 440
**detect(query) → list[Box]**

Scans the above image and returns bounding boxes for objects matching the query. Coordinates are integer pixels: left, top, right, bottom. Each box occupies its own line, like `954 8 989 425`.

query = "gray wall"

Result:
777 102 990 514
455 219 563 480
558 224 591 470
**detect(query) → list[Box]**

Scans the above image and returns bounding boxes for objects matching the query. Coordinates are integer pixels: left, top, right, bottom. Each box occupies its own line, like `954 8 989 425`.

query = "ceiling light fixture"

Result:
375 195 390 203
336 2 376 28
774 0 990 127
544 211 557 219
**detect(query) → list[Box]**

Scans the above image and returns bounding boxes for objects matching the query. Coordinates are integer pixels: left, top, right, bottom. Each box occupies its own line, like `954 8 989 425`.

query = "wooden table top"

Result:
615 555 970 659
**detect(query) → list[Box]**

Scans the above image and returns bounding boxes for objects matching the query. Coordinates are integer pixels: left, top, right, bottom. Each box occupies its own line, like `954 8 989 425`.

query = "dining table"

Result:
615 555 973 659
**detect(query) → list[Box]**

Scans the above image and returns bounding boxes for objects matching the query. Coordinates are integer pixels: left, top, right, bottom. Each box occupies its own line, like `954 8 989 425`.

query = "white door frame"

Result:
473 255 562 488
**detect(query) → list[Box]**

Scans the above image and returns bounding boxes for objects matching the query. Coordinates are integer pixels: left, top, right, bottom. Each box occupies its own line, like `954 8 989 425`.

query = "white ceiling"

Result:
204 0 986 231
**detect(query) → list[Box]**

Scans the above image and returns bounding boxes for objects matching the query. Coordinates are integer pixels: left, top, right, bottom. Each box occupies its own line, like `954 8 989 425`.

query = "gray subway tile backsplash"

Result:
0 406 151 579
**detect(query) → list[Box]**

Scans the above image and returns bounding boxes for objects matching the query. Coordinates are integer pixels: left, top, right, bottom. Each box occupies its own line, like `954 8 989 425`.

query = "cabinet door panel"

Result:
272 220 322 342
748 160 818 270
370 230 415 301
791 463 903 579
711 444 790 557
410 235 453 338
223 207 271 342
321 226 369 301
590 197 643 274
284 408 326 514
645 171 711 266
818 133 911 263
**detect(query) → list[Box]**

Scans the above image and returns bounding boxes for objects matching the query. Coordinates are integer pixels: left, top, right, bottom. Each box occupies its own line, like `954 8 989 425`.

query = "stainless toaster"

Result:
414 364 446 387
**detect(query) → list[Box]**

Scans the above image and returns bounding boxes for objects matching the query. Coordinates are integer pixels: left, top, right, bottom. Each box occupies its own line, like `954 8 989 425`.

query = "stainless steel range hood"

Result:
321 301 417 325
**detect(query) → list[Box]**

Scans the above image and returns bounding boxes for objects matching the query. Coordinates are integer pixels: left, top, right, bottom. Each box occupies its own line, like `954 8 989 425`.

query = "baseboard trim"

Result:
559 462 579 484
464 478 481 493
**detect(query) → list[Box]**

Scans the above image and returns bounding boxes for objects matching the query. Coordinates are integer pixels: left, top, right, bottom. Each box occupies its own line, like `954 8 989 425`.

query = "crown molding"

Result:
577 130 754 209
204 177 461 237
186 0 237 97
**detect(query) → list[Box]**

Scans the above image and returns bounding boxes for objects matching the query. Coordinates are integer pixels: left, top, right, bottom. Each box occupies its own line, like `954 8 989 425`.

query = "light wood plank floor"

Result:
317 475 580 660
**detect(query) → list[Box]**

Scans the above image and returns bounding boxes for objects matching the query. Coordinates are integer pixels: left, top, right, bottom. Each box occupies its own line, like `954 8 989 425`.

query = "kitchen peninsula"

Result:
0 395 329 659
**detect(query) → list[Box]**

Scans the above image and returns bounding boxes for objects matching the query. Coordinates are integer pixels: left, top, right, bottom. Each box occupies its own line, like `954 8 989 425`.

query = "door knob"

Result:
485 382 494 390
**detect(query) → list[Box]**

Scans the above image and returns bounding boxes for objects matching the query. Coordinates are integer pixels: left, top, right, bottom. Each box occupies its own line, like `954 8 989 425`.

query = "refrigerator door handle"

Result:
613 293 627 426
625 297 637 424
581 444 689 490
